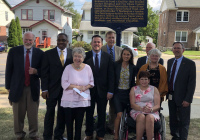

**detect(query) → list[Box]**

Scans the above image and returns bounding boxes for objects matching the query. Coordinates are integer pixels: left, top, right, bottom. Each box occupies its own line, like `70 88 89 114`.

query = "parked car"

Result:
120 44 138 57
0 42 6 52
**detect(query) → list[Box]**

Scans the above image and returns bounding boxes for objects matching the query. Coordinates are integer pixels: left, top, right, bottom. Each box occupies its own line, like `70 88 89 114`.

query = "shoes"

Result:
30 136 40 140
16 137 24 140
96 136 104 140
84 136 93 140
54 137 67 140
106 127 114 135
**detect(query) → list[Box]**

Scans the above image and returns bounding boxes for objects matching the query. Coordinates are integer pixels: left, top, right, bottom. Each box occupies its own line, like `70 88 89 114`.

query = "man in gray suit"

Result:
101 31 122 134
167 42 196 140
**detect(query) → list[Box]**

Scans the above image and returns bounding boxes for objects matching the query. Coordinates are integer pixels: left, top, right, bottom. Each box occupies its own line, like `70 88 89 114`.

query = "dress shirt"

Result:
24 47 33 68
92 50 101 67
106 45 115 61
57 47 67 63
146 56 148 63
170 56 183 89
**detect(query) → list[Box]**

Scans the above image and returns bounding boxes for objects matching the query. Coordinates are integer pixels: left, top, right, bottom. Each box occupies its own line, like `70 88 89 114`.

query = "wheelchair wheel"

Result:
119 109 126 140
160 113 166 140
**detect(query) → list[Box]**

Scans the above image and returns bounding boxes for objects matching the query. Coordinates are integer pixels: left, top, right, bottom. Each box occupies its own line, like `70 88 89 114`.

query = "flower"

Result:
135 94 142 102
144 87 151 94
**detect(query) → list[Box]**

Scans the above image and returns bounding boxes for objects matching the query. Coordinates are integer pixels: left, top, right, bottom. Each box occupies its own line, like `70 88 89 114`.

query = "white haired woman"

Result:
136 48 168 102
61 47 94 140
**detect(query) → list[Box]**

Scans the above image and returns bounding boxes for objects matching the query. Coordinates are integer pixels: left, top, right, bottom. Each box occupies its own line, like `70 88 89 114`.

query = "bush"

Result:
137 46 143 51
73 41 92 51
72 39 77 44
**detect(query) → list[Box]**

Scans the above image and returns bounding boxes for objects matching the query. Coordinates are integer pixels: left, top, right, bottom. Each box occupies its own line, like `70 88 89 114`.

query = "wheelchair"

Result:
118 106 166 140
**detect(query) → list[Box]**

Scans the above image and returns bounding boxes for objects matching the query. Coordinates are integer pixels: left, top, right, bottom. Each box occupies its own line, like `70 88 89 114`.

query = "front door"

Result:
41 30 47 43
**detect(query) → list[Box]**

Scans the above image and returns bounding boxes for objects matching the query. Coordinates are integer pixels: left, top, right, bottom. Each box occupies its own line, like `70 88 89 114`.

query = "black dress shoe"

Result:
54 137 67 140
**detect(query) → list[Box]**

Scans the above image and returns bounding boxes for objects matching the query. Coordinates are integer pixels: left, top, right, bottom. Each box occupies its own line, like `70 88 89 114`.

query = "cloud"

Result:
149 0 162 11
79 0 86 3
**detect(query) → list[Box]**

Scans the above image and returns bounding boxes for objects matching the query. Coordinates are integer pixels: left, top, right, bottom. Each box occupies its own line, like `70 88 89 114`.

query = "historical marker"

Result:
91 0 147 46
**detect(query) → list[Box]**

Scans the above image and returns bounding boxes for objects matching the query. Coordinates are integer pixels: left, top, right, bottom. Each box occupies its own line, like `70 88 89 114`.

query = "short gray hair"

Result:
148 48 161 61
72 47 86 59
23 31 35 40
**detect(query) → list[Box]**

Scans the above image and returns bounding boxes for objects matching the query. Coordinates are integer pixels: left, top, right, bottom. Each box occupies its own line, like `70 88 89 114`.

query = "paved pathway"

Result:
0 52 200 118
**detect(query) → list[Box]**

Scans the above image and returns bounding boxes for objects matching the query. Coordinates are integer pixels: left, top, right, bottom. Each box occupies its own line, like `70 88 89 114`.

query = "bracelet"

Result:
150 108 153 113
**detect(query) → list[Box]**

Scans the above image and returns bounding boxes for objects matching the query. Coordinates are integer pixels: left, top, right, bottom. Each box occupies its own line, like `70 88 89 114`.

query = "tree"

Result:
135 2 159 45
58 0 82 29
7 19 19 47
15 17 23 45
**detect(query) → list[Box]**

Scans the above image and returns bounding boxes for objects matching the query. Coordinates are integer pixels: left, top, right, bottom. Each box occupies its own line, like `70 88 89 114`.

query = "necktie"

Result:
109 48 114 61
169 60 177 92
25 50 30 86
95 54 99 72
60 50 64 66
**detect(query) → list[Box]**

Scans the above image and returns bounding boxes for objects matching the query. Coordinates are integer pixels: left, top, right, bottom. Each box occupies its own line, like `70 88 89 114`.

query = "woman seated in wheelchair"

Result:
130 71 160 140
113 48 137 140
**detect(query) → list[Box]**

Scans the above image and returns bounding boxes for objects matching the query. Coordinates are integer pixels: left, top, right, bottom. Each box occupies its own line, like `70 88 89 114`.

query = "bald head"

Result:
146 42 156 55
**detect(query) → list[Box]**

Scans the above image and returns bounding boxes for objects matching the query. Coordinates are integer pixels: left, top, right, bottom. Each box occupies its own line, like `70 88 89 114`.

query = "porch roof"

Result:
79 21 137 32
193 26 200 33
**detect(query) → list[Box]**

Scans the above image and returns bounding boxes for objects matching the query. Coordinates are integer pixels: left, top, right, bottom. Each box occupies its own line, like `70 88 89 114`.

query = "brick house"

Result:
158 0 200 50
0 0 15 42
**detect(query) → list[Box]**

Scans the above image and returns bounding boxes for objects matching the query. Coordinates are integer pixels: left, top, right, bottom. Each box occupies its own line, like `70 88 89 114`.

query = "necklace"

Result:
73 64 81 70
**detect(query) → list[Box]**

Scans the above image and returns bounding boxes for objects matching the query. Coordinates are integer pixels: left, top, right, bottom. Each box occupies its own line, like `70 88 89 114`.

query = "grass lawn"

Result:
163 50 200 56
0 108 200 140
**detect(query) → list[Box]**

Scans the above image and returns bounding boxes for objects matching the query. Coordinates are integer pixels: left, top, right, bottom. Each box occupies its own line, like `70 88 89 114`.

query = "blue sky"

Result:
7 0 162 14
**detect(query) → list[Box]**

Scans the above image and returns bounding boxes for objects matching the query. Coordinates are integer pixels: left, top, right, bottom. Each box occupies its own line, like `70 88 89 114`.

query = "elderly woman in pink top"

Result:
61 47 94 140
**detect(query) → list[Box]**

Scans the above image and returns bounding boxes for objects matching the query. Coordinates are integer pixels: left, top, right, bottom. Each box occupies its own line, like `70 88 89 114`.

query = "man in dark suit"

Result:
167 42 196 140
5 32 43 140
84 35 114 140
136 42 164 72
41 33 72 140
101 31 123 134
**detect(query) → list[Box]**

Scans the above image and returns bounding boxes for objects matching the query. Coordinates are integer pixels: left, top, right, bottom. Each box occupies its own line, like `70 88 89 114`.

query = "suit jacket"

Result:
167 57 196 106
84 51 114 98
5 45 44 102
41 47 72 98
101 45 123 61
114 62 136 93
136 56 164 73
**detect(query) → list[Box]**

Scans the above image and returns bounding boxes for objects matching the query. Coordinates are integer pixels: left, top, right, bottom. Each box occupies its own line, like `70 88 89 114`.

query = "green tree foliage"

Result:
15 17 23 45
58 0 81 29
73 41 92 51
7 19 19 47
135 3 159 45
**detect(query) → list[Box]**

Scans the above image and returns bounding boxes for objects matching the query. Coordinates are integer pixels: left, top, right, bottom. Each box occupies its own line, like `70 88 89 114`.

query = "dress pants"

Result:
85 88 108 137
107 99 116 131
168 99 191 140
12 86 39 138
64 107 85 140
43 93 65 140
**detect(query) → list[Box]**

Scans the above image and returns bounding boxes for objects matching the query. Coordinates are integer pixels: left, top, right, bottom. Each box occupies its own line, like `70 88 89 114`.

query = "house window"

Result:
22 9 33 20
43 10 55 20
175 31 187 42
176 11 189 22
124 32 128 44
94 31 99 35
22 28 32 35
5 11 8 21
88 31 93 39
100 31 105 40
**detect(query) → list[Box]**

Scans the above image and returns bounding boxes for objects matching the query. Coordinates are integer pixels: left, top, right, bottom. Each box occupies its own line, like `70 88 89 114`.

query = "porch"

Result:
35 37 51 48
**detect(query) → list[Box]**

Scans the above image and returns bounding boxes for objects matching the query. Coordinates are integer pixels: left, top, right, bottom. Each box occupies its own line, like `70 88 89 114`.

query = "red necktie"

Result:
25 50 30 86
169 60 177 92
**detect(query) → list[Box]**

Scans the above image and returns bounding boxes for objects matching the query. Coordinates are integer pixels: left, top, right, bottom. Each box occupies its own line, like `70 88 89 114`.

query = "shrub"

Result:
73 41 92 51
137 46 143 51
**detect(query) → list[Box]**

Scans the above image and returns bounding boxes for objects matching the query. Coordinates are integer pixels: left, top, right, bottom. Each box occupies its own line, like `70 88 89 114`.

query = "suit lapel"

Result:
174 57 186 84
64 48 72 67
20 46 25 72
167 58 175 81
87 51 95 70
53 47 63 67
99 51 106 71
31 47 36 67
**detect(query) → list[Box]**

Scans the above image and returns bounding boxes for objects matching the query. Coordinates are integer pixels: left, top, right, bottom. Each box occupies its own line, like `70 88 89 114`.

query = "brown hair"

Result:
139 71 150 79
117 47 133 64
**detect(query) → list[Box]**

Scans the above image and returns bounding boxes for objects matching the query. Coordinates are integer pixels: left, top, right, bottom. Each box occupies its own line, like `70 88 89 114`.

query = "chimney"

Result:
36 0 39 3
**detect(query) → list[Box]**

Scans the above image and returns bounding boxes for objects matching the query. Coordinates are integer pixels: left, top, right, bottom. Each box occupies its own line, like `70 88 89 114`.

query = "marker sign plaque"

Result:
91 0 147 31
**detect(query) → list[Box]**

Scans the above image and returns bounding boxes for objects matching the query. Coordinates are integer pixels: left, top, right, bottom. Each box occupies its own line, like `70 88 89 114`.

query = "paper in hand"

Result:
73 88 89 99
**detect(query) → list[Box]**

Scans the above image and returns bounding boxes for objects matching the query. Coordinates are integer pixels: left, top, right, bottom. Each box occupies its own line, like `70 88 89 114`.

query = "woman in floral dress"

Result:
130 71 160 140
